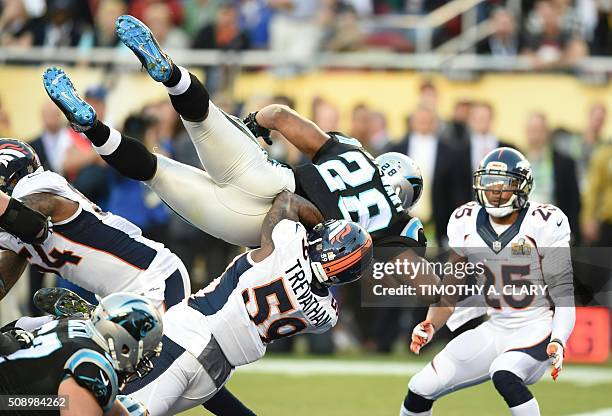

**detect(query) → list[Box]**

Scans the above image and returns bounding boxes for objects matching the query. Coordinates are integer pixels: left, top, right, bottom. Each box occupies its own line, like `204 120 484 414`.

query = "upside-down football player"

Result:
401 148 575 416
43 14 439 302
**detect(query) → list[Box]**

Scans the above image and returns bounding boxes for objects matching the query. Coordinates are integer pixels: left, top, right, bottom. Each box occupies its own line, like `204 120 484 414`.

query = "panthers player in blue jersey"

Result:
43 14 440 297
0 292 162 416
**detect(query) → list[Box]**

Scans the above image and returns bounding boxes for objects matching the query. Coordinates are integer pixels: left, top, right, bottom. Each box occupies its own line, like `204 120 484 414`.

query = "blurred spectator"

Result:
527 0 584 38
0 0 44 47
477 8 524 56
368 111 390 154
182 0 224 36
129 0 184 26
439 99 472 144
387 105 463 245
581 141 612 245
525 112 581 241
142 1 189 49
78 0 126 49
29 100 71 172
36 0 89 47
269 0 322 64
193 2 251 50
63 85 110 205
418 79 439 112
589 0 611 55
350 103 372 148
322 3 365 52
239 0 273 49
555 102 607 188
312 96 340 132
466 102 511 173
522 0 588 69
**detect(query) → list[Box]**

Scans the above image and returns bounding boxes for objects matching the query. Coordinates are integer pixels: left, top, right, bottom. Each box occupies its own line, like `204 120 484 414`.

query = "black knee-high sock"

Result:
164 64 210 122
83 121 157 181
203 387 256 416
404 390 434 413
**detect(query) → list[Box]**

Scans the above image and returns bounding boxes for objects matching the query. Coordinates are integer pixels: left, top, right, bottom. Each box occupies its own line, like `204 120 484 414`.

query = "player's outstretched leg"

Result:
42 67 157 181
115 14 295 200
116 15 209 123
492 371 541 416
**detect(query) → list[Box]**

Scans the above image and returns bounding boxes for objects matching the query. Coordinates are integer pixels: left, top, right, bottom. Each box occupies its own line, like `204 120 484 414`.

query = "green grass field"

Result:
180 353 612 416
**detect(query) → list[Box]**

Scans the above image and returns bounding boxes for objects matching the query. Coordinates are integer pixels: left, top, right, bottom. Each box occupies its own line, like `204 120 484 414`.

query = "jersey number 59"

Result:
242 279 307 342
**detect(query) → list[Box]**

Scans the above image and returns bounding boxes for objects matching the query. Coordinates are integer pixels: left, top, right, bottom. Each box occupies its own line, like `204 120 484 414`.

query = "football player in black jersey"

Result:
43 14 440 295
0 293 162 416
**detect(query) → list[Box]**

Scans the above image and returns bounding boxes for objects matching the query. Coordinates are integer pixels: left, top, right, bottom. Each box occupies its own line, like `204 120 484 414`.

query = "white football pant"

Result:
147 101 296 247
408 317 552 401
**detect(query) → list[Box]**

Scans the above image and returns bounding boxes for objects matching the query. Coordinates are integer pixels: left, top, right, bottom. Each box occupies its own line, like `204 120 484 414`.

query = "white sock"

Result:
510 398 540 416
400 405 432 416
15 315 54 331
165 66 190 96
92 126 122 156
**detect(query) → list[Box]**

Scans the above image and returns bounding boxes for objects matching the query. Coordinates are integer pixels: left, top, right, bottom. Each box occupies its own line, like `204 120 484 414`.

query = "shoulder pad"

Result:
64 348 118 413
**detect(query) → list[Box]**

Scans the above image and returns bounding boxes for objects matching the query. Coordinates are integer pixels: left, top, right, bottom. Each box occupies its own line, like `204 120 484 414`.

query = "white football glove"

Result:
117 395 149 416
546 339 565 381
410 320 435 355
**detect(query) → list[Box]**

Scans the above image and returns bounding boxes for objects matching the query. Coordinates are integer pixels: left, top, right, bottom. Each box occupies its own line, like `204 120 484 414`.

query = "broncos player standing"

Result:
401 148 576 416
42 15 438 294
0 293 163 416
119 191 372 415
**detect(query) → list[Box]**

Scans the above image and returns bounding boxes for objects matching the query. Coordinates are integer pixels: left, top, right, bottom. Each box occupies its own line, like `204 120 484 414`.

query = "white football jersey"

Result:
0 170 182 304
162 219 338 366
446 200 571 329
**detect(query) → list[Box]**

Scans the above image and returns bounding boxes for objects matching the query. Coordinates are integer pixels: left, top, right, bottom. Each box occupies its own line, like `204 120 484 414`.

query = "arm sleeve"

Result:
541 210 576 345
64 348 119 413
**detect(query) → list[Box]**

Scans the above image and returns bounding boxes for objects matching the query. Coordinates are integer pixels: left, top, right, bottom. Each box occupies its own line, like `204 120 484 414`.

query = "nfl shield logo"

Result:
493 241 502 252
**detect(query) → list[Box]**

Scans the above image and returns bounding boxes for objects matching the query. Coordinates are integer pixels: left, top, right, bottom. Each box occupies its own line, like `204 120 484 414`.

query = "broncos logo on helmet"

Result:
0 139 41 195
308 220 373 287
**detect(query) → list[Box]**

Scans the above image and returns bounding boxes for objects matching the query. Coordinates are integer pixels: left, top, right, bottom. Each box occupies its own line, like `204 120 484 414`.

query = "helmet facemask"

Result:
473 170 530 218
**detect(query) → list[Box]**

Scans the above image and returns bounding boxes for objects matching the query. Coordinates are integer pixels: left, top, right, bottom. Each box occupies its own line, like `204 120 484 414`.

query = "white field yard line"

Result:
238 359 612 386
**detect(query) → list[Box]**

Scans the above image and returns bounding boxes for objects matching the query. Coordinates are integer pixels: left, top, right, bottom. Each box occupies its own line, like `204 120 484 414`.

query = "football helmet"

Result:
376 152 423 210
0 139 41 196
90 293 163 387
473 147 533 218
307 220 373 287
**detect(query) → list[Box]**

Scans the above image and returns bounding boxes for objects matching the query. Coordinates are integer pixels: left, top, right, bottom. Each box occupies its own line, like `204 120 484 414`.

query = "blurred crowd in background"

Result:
0 0 610 63
0 0 611 354
0 72 610 353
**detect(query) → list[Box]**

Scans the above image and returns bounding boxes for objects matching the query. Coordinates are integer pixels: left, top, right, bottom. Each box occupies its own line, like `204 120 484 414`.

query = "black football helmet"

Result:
307 220 373 287
0 139 41 196
473 147 533 217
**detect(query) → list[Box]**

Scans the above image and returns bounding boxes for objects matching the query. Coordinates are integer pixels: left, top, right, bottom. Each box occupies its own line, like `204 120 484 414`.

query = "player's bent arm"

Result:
18 192 79 223
390 248 441 305
255 105 329 159
252 191 323 261
58 377 107 416
0 249 28 301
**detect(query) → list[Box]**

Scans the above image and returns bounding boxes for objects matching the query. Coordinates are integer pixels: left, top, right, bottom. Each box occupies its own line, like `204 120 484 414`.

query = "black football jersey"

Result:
0 318 118 416
293 133 426 253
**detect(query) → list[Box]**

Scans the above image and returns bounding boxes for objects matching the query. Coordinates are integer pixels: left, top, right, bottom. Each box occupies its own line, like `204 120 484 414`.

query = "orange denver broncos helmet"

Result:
307 220 373 287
